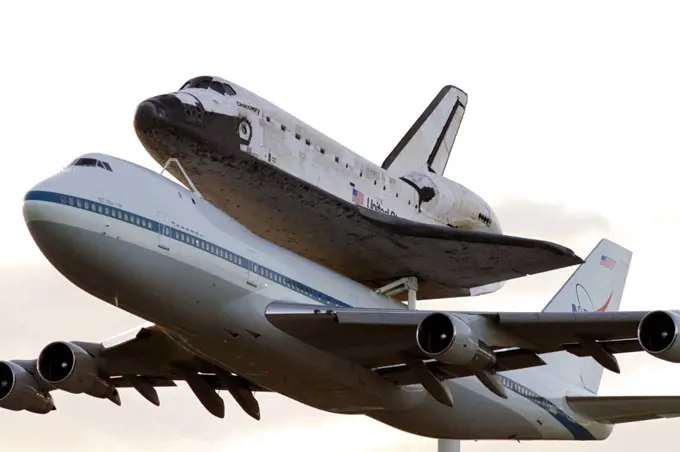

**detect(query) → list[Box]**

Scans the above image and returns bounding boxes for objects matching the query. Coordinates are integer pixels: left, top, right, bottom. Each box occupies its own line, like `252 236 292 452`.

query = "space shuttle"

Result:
133 76 582 301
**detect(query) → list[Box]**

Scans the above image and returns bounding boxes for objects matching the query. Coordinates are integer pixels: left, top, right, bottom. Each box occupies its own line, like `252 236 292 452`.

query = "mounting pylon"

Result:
438 439 461 452
374 276 418 309
375 277 462 452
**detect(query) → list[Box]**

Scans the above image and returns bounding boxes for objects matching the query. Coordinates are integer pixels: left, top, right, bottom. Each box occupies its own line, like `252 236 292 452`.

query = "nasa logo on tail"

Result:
571 283 613 312
571 255 617 312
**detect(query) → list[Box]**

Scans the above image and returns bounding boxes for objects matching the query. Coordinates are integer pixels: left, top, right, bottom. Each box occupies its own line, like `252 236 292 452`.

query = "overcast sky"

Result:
2 1 680 450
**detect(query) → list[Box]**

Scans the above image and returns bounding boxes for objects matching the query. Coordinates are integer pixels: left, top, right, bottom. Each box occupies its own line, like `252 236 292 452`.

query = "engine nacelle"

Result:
0 360 55 414
416 312 496 369
400 171 498 231
638 310 680 363
36 341 119 403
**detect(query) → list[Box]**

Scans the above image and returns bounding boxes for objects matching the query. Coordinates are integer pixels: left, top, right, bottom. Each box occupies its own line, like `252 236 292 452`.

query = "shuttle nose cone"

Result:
133 94 185 130
134 98 165 130
135 100 163 128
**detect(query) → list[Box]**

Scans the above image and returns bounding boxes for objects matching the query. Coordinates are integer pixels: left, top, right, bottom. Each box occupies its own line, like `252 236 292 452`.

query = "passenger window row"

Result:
173 221 201 238
61 195 153 230
501 375 543 405
57 193 348 308
169 222 343 305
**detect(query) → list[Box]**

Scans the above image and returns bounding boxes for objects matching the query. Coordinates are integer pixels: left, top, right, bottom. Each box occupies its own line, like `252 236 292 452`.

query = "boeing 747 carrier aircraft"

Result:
6 153 680 441
134 77 582 300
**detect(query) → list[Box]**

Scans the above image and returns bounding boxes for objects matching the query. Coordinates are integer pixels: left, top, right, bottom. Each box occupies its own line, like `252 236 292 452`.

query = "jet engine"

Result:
638 310 680 363
416 313 496 369
0 360 55 413
36 341 120 404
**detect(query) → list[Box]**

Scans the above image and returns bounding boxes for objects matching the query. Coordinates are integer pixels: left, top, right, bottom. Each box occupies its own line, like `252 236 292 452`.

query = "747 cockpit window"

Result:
180 76 237 96
71 158 113 172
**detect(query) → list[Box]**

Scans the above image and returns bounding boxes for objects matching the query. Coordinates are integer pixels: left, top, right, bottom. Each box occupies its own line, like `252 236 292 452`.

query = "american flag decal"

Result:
351 188 364 205
600 255 616 270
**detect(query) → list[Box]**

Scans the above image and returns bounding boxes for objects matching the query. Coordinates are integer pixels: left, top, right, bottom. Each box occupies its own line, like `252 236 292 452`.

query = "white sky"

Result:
1 0 680 450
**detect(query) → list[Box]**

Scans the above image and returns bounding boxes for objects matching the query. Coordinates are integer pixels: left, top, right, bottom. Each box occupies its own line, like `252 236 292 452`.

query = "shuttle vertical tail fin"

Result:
541 239 633 394
381 85 467 177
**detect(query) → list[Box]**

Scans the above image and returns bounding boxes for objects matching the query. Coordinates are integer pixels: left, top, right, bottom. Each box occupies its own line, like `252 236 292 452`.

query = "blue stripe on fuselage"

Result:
497 375 594 440
25 190 352 308
24 189 595 440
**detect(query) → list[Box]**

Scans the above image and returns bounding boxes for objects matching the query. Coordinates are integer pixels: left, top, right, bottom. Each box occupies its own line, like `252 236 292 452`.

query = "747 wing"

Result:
265 238 646 406
264 301 675 407
0 324 267 419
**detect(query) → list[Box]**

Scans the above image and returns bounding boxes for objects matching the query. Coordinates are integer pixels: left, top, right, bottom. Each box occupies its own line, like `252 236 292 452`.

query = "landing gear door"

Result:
157 211 171 251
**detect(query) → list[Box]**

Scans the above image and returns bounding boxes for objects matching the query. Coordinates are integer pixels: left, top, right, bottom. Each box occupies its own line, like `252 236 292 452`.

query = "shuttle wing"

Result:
354 207 583 299
265 302 650 382
159 130 581 301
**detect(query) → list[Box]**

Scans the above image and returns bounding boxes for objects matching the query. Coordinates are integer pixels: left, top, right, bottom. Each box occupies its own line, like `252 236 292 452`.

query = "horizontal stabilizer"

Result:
566 396 680 424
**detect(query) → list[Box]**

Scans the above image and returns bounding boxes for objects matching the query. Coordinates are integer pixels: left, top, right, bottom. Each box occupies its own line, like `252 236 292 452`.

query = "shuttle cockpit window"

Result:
70 158 113 172
179 77 237 96
209 81 226 95
222 83 237 96
181 77 212 90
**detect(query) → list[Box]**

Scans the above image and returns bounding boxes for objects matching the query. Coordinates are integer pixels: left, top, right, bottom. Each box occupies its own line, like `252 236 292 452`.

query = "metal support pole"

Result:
161 158 204 199
401 276 459 452
406 276 418 310
438 439 460 452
